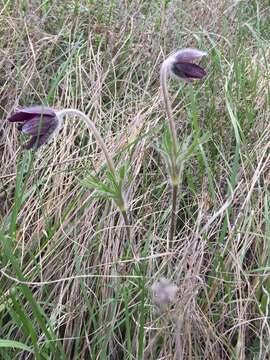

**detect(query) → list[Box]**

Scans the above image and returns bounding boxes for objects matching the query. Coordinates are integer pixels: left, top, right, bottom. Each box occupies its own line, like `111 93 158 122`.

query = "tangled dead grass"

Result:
1 1 270 359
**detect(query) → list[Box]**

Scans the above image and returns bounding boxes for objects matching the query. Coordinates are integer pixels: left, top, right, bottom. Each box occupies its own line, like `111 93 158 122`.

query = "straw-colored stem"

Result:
56 109 116 178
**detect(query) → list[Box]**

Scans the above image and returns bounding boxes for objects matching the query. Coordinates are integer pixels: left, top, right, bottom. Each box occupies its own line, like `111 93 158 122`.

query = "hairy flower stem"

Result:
160 62 178 161
115 192 131 241
57 109 130 240
161 61 179 244
57 109 116 177
169 183 178 246
121 208 131 242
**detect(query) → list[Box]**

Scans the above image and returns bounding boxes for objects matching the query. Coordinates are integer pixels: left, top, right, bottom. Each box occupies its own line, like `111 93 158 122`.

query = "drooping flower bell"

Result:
164 48 207 81
8 106 60 150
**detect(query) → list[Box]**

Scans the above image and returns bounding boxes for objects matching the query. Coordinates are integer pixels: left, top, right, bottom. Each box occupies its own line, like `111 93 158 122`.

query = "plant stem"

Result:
160 61 178 160
161 60 179 244
56 108 116 177
121 209 131 242
169 183 178 247
57 108 131 240
116 192 131 241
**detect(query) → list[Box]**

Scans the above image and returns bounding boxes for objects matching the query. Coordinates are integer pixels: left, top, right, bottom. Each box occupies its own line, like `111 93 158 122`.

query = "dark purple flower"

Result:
167 48 207 81
8 106 60 150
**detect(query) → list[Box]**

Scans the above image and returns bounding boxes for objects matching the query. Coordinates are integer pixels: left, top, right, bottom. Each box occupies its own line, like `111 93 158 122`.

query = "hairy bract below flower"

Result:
164 48 207 81
8 106 60 150
151 278 178 306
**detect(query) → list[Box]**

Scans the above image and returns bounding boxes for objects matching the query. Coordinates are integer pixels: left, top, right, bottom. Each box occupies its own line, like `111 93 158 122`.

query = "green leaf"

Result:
0 339 33 353
177 134 208 163
119 164 126 180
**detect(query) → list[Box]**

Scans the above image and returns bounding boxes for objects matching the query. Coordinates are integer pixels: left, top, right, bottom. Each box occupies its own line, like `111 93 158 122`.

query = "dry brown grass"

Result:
1 0 270 359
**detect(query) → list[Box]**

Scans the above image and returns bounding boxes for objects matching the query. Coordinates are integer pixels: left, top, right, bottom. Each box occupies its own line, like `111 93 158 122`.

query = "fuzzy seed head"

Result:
151 278 178 306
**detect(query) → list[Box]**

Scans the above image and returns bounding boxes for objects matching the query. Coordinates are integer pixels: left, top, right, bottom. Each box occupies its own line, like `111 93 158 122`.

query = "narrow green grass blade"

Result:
0 339 32 353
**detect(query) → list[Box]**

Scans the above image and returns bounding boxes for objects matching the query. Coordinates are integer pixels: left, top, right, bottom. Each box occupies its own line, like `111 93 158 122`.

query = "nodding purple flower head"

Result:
164 48 207 81
8 106 60 150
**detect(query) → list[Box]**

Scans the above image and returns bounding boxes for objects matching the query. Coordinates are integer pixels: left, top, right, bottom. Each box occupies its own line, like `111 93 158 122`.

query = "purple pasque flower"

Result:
8 106 60 150
165 48 207 81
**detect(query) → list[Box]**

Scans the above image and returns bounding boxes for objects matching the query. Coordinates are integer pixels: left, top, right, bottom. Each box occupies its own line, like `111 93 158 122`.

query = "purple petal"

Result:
174 48 207 63
8 106 56 123
21 116 58 135
171 62 206 80
8 112 37 123
25 133 51 150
